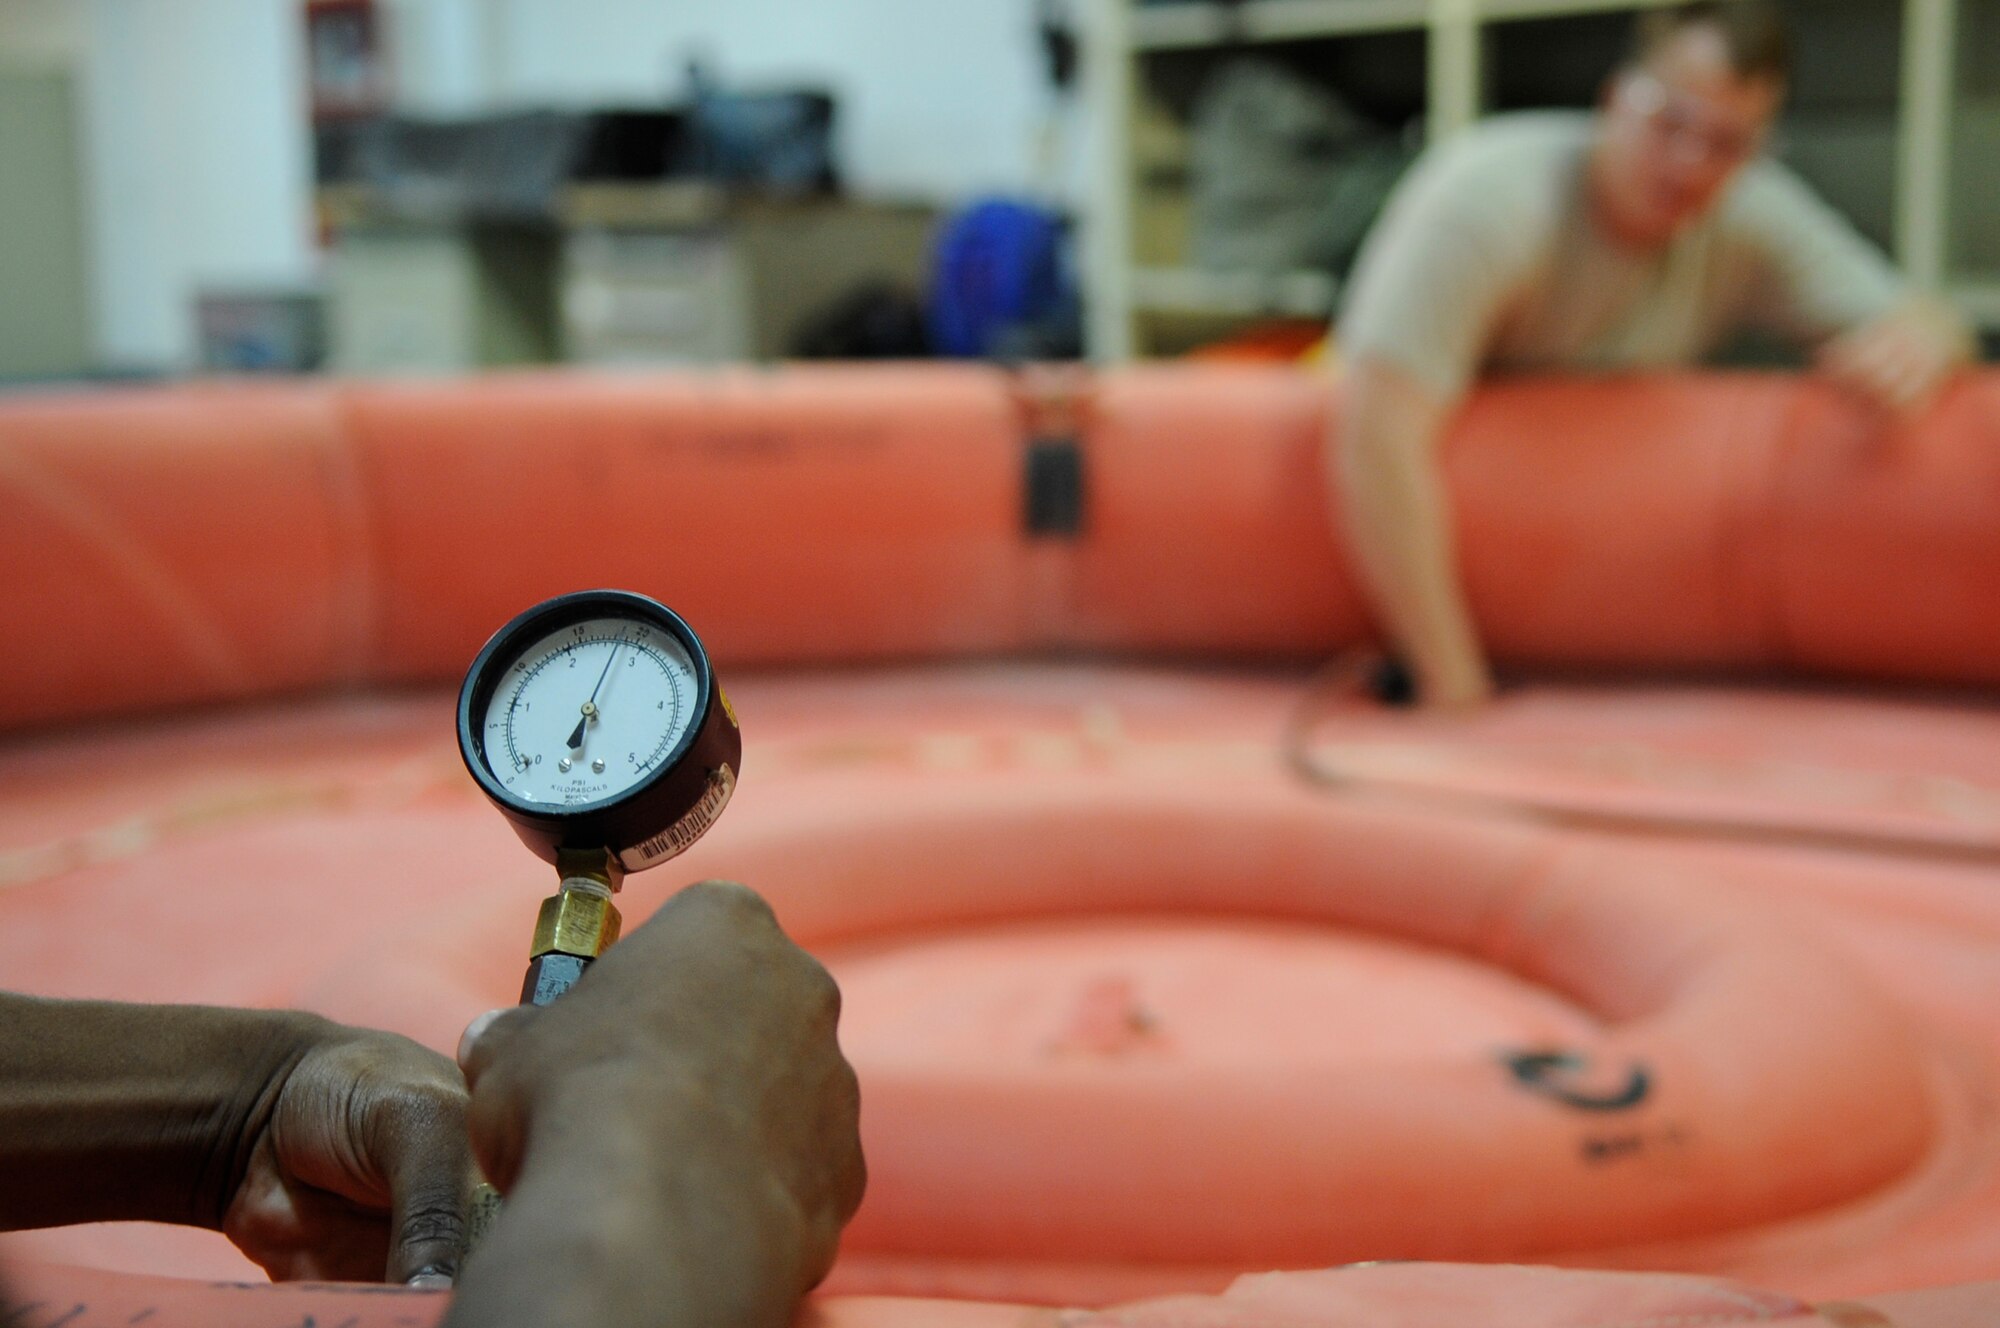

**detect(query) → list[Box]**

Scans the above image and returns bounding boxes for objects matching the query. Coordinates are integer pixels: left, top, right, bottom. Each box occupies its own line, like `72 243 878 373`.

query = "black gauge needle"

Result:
568 635 626 751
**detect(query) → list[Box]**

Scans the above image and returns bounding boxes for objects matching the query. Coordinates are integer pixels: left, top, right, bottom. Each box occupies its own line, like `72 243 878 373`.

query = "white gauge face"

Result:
479 615 700 808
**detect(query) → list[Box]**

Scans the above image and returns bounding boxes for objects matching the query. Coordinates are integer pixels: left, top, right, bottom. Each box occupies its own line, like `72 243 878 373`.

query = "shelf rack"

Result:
1080 0 1989 360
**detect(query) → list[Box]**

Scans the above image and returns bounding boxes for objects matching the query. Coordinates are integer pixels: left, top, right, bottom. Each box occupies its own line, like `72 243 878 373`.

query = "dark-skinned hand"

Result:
443 879 865 1328
221 1021 475 1284
0 996 474 1287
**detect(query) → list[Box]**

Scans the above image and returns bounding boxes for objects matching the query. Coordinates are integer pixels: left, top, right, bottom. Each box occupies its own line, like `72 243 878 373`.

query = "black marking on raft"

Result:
1502 1049 1652 1112
1581 1133 1645 1164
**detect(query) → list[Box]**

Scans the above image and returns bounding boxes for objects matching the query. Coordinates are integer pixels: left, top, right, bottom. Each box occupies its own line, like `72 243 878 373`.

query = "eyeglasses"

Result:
1616 73 1769 166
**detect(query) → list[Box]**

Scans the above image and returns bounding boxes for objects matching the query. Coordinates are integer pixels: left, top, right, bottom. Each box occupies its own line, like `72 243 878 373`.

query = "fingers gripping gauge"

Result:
457 589 741 1004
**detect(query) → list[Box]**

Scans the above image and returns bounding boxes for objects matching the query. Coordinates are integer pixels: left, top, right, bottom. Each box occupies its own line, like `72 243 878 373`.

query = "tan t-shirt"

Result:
1336 112 1904 398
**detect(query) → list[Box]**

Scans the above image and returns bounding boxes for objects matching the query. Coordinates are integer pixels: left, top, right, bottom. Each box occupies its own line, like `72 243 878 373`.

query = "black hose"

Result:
1281 659 2000 867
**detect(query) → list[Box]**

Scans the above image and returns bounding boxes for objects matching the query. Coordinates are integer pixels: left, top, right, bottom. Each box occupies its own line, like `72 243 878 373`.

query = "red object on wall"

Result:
305 0 389 122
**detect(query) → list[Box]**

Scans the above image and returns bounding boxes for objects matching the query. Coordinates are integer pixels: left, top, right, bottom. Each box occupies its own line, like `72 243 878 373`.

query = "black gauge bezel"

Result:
457 589 740 871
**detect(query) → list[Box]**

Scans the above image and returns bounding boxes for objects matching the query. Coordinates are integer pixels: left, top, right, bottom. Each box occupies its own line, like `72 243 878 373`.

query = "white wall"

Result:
383 0 494 116
381 0 1064 197
479 0 1058 201
80 0 318 370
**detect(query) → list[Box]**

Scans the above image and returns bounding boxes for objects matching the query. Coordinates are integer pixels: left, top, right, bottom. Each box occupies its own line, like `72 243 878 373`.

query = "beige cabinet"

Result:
559 190 938 365
324 187 937 371
327 225 557 374
0 69 91 380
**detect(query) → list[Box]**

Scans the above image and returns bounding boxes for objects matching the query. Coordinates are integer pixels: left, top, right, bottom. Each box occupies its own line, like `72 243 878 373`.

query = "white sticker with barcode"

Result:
621 763 736 869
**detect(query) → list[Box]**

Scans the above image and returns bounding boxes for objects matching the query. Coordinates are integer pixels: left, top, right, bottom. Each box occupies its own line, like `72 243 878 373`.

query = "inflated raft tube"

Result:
0 368 1033 729
10 1250 1995 1328
340 367 1036 683
1075 367 2000 676
0 382 364 722
4 366 1997 731
304 772 1934 1303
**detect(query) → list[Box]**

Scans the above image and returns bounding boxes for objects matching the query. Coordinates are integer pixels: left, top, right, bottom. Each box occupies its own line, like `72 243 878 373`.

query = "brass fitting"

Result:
530 885 623 959
530 846 627 960
555 845 625 894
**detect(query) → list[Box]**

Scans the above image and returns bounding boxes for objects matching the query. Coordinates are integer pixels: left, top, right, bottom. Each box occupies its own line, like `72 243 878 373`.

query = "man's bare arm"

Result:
0 995 474 1283
1817 294 1975 416
1736 167 1976 415
1332 355 1493 708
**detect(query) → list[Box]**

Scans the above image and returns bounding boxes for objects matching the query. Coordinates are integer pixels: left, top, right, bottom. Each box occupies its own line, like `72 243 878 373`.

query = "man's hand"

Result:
1414 657 1495 711
1817 296 1974 417
223 1025 474 1285
445 880 865 1328
0 996 473 1286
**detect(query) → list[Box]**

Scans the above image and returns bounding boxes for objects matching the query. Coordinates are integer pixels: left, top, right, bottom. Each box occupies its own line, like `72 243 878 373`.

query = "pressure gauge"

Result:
457 589 740 875
456 589 742 1248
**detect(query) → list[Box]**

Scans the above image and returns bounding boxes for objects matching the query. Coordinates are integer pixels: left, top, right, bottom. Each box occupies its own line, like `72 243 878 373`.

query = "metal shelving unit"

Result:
1130 0 1431 47
1082 0 1990 360
1130 265 1341 317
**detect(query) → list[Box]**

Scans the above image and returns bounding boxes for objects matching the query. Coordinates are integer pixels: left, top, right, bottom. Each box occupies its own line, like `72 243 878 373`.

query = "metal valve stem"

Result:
465 846 628 1257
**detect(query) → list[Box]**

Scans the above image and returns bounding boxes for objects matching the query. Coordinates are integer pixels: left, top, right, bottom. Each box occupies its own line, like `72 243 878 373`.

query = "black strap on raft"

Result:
1016 368 1089 537
1025 438 1084 535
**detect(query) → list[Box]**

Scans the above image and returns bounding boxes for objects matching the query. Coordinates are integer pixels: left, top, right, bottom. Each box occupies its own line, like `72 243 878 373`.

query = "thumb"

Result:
457 1006 535 1087
377 1084 478 1285
457 1006 539 1195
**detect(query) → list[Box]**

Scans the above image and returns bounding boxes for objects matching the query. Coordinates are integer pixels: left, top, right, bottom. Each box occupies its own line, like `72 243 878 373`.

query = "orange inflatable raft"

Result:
4 365 2000 1325
6 1256 1999 1328
7 365 2000 730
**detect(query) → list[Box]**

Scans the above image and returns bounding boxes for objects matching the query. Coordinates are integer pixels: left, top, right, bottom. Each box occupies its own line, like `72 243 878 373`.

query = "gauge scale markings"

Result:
482 624 697 809
500 638 684 768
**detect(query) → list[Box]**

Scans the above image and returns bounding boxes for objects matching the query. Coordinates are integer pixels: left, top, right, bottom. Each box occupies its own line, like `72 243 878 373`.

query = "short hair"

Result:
1630 2 1792 83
